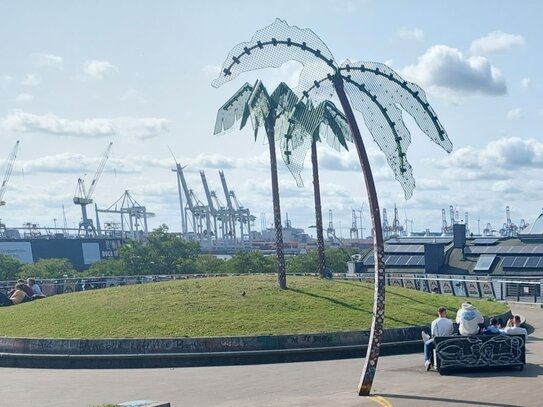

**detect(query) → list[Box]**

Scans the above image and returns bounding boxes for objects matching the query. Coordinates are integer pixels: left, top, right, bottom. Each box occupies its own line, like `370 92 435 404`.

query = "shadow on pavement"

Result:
379 394 523 407
435 363 542 378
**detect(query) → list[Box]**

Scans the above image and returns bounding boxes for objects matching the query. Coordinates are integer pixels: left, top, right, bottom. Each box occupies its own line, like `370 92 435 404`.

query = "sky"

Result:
0 0 542 238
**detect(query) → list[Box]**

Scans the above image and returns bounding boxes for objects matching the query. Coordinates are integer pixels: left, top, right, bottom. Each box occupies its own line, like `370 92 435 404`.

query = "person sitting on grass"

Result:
27 278 46 298
422 306 454 371
9 283 31 305
0 291 14 306
8 279 34 298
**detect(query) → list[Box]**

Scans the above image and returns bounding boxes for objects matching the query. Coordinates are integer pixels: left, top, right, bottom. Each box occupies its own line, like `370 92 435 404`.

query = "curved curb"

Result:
0 311 512 369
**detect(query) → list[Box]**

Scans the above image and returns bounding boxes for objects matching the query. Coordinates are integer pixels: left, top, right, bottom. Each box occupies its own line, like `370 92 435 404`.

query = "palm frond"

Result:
212 19 337 103
343 79 416 198
340 60 452 152
245 80 272 141
213 82 253 135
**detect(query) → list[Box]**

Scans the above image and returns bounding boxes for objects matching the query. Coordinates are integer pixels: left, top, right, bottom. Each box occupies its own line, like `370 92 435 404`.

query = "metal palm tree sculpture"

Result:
282 99 352 278
212 19 451 395
215 80 298 289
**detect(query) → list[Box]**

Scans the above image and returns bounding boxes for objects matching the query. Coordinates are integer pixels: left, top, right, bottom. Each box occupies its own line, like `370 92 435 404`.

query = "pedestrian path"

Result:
0 304 540 406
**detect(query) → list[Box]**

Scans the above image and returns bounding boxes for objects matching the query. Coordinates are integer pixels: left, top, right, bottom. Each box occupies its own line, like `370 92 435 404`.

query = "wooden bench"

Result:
433 334 525 375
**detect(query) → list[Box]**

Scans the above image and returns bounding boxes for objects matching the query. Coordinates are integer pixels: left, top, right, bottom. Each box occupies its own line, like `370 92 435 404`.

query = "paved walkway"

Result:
0 304 540 407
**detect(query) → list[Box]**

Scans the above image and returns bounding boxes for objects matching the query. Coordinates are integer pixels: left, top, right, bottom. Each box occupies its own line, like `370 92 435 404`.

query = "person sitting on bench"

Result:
502 315 528 339
456 301 484 335
482 317 502 335
422 306 454 371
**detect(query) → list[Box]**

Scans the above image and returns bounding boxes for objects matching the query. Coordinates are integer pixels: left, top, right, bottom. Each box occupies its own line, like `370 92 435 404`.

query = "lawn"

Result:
0 275 507 338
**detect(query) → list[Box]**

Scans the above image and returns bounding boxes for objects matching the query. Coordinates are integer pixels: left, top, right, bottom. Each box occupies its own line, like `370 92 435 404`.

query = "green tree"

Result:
193 255 226 274
324 247 353 274
0 254 22 281
119 225 200 275
223 251 275 274
285 250 318 274
17 258 77 279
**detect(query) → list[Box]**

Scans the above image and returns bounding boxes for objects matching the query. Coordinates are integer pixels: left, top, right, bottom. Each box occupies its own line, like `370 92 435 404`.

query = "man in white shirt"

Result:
423 306 454 371
502 315 528 339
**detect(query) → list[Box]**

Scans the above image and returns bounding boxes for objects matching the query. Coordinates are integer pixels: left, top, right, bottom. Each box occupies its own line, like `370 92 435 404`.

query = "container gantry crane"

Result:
73 142 112 236
0 140 20 207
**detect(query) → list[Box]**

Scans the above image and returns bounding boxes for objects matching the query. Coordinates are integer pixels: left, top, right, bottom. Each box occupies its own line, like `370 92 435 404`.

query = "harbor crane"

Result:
73 142 113 236
95 190 154 240
0 140 20 207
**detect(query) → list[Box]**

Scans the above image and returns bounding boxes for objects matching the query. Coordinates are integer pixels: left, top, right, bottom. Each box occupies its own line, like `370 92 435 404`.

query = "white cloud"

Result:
401 45 506 97
506 108 522 120
120 89 147 104
191 151 269 172
0 110 169 139
32 53 63 69
470 31 525 55
22 73 40 86
21 152 140 174
397 27 424 41
491 180 521 194
16 93 34 103
417 179 446 191
82 60 118 80
521 77 531 88
433 137 543 173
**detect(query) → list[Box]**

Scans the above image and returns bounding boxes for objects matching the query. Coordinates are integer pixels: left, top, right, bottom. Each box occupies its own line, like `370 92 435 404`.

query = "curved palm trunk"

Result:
265 120 287 289
311 139 326 278
333 77 385 396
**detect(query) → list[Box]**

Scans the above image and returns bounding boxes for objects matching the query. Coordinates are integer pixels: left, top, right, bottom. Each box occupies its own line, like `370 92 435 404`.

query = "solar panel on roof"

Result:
363 254 425 267
512 257 528 268
386 237 452 245
472 238 498 245
525 257 540 268
502 256 543 269
364 256 375 266
384 244 424 254
502 257 515 268
387 256 400 266
398 255 410 265
466 245 543 255
473 255 496 271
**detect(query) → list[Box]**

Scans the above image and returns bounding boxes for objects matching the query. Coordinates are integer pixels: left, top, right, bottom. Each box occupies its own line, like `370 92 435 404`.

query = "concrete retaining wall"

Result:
0 310 512 369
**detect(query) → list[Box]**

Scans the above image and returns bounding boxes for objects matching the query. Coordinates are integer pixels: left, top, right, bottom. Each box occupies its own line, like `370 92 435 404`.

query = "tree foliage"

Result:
17 258 77 279
118 224 200 275
0 254 22 281
222 251 276 274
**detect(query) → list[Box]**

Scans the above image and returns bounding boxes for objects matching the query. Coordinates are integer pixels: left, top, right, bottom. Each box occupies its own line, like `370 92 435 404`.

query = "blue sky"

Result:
0 0 542 236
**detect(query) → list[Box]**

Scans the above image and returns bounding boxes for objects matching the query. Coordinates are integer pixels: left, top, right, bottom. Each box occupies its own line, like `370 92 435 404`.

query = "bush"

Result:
222 251 276 274
0 254 22 281
17 258 77 279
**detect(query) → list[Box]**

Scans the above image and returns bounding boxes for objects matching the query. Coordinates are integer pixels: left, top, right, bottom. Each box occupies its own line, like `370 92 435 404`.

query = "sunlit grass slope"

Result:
0 275 507 338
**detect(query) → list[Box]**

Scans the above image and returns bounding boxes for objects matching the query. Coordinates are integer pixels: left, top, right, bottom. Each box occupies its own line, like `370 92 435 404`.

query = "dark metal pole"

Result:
311 139 326 278
333 76 385 396
266 118 287 289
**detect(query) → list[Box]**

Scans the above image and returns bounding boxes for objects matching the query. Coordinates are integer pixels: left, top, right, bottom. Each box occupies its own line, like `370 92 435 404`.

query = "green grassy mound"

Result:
0 275 507 338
